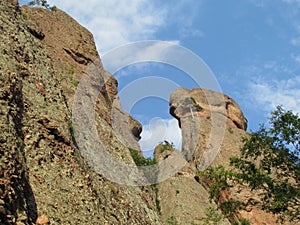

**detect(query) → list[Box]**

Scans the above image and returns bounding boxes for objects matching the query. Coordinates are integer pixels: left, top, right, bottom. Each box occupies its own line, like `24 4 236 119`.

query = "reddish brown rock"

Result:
36 215 50 224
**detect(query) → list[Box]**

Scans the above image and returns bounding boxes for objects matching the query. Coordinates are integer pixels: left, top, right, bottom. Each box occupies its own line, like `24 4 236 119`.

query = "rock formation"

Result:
0 1 158 224
170 88 248 169
161 87 287 225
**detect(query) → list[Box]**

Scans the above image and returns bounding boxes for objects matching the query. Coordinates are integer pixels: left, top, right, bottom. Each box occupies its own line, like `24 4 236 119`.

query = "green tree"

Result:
200 106 299 223
28 0 50 9
231 106 300 222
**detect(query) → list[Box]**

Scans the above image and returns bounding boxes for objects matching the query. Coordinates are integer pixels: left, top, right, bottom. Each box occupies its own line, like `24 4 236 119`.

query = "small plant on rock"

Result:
28 0 50 9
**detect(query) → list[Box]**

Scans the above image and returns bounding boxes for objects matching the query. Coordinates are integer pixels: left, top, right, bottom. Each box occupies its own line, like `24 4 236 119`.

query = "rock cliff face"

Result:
0 1 158 224
0 1 289 225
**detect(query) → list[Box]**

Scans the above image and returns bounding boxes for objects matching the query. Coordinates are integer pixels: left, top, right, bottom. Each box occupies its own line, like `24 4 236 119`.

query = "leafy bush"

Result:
200 106 300 223
129 148 158 183
50 5 57 12
128 148 157 166
28 0 51 10
159 140 174 152
22 13 28 20
198 166 234 201
230 106 300 221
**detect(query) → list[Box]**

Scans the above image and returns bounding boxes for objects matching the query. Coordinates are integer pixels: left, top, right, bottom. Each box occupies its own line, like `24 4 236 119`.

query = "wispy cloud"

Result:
101 41 181 74
48 0 168 53
47 0 202 54
249 76 300 114
162 0 204 39
139 118 182 155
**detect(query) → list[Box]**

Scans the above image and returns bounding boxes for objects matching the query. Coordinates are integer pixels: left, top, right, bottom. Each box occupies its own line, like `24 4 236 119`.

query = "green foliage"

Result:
28 0 50 9
129 148 158 183
199 106 300 223
199 166 241 220
232 219 251 225
202 206 223 225
50 5 57 12
190 97 203 111
198 166 234 201
68 69 79 87
188 97 203 112
159 140 174 152
155 191 161 214
22 13 28 20
219 199 241 218
68 120 78 149
195 104 203 112
166 215 178 225
128 148 157 167
230 106 300 222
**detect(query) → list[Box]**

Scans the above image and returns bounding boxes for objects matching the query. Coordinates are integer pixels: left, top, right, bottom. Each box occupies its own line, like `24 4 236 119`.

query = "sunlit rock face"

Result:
169 87 248 168
170 88 247 131
166 88 283 225
0 2 160 224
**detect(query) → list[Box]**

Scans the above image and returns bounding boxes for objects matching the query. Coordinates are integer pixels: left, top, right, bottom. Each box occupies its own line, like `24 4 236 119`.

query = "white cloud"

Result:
139 118 182 155
249 76 300 114
101 41 181 74
48 0 168 53
47 0 204 54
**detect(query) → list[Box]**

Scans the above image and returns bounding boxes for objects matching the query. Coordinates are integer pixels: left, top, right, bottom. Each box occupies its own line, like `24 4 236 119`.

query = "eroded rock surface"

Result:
0 1 158 224
169 88 248 168
165 87 288 225
153 143 230 225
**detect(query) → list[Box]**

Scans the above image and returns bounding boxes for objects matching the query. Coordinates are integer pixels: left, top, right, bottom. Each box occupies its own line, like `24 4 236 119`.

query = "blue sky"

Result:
19 0 300 156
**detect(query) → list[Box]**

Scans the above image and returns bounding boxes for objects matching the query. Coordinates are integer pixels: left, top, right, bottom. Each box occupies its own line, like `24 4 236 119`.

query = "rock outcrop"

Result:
151 87 249 224
164 87 286 225
154 143 230 225
169 88 247 169
0 1 159 224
